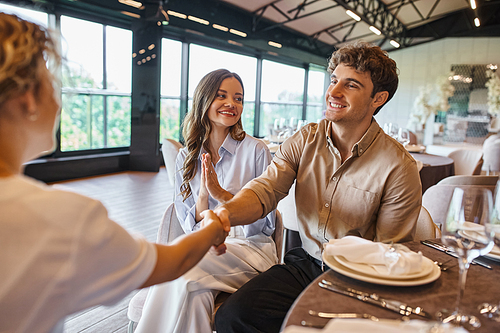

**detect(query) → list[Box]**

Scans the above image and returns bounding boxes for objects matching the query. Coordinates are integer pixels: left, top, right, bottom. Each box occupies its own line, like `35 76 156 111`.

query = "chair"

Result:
127 203 183 333
127 204 283 332
161 138 183 185
422 184 497 231
409 131 418 145
414 206 441 240
277 181 302 262
437 175 499 186
482 138 500 175
447 149 483 175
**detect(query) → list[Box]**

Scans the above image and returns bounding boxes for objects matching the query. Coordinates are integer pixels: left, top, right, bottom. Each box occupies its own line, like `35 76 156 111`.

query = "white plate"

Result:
460 229 500 260
405 144 425 153
323 253 441 286
334 255 434 280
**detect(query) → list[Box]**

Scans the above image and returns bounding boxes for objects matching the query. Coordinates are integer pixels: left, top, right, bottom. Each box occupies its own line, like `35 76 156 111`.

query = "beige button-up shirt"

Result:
244 119 422 260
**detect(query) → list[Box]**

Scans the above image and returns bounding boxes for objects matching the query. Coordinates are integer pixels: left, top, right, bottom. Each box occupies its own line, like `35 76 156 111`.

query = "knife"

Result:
420 240 492 269
318 280 433 320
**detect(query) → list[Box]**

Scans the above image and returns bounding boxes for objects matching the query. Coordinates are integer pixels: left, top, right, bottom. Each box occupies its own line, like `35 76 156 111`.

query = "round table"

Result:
410 153 455 194
281 240 500 332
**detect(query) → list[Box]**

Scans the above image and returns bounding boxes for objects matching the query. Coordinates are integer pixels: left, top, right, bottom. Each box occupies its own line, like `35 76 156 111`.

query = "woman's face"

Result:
207 77 243 133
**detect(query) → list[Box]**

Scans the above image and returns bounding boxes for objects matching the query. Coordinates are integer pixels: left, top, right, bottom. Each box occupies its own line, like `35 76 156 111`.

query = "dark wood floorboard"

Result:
50 168 174 332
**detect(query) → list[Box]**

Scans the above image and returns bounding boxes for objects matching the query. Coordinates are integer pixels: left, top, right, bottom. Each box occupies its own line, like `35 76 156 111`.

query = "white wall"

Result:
375 37 500 128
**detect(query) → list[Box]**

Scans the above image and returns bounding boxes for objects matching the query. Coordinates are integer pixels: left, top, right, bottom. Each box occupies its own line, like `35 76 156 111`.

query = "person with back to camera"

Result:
0 13 229 333
211 41 423 332
134 69 277 333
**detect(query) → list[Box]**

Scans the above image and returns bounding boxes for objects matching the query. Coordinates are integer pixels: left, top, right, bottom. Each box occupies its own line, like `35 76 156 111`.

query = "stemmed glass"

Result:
383 123 399 139
398 128 411 147
440 187 494 330
479 181 500 322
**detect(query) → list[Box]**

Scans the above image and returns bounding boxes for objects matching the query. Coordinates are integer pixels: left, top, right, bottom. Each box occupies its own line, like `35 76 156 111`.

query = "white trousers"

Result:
135 235 277 333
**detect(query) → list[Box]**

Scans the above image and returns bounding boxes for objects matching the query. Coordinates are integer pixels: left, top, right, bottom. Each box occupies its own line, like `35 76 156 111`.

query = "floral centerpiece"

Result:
407 74 455 129
485 68 500 116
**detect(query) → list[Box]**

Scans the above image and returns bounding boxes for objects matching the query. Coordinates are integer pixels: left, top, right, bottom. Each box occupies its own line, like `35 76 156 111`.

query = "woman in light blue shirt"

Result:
136 69 277 333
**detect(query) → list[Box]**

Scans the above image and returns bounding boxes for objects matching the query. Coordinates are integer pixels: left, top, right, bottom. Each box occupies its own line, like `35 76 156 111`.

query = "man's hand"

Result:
200 209 230 255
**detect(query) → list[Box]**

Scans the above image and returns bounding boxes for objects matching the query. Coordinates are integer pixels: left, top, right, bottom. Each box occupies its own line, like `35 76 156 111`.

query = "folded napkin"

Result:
324 236 423 276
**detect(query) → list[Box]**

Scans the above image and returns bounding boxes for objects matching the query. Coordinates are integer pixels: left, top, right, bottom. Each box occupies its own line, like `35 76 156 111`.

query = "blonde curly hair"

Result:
0 13 60 107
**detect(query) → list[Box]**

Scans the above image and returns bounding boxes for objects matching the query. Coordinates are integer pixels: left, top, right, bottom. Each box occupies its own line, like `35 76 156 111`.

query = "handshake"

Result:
199 207 232 255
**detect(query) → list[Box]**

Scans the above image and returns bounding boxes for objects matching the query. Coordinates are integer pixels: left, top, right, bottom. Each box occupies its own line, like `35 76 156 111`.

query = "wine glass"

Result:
383 123 399 139
440 187 495 330
398 128 411 147
479 181 500 322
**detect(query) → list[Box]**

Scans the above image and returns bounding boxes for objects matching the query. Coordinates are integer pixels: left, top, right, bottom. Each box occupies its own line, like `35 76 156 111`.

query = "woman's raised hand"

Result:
202 153 232 203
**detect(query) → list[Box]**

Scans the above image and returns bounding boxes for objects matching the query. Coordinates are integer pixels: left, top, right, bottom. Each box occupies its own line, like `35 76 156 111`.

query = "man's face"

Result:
324 64 380 125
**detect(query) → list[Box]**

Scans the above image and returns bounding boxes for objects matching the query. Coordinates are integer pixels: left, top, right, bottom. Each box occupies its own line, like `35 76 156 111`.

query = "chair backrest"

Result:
422 184 497 230
437 175 499 186
482 139 500 174
414 206 441 241
447 149 483 175
409 131 417 145
276 181 299 232
274 210 284 263
157 203 185 244
161 139 183 185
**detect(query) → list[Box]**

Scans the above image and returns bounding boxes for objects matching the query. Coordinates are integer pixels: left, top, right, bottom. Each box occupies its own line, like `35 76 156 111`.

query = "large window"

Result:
160 38 183 141
60 16 132 151
260 60 305 138
306 67 327 123
189 44 257 136
3 2 328 158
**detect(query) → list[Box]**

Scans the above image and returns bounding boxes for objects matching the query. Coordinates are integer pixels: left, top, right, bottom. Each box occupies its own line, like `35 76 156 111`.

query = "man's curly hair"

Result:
328 41 399 115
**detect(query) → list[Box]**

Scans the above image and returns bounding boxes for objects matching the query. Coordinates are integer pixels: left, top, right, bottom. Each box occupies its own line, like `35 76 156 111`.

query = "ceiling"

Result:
4 0 500 64
219 0 500 52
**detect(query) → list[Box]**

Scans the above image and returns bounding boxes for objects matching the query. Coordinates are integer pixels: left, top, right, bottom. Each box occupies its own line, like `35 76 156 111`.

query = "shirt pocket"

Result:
337 185 379 229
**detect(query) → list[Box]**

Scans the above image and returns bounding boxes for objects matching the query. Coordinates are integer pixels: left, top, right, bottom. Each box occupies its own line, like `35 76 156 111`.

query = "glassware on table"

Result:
479 180 500 322
397 128 411 147
297 120 307 131
383 123 399 139
440 187 495 330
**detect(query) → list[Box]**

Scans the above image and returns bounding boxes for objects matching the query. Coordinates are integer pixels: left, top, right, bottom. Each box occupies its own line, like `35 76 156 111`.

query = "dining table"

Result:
281 239 500 332
410 153 455 194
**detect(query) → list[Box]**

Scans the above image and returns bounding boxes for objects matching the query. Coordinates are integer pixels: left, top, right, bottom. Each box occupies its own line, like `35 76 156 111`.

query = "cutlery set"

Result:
421 240 492 269
317 279 433 319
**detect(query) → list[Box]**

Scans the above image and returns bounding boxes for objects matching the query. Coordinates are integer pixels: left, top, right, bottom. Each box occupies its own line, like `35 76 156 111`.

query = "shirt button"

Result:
359 148 363 153
332 176 337 182
325 203 329 208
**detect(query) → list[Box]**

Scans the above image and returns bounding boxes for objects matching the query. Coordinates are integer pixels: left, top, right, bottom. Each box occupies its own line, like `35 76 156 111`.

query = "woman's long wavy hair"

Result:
179 69 246 201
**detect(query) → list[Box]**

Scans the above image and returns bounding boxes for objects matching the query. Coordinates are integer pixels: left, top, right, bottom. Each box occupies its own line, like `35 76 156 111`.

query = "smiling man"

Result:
211 41 422 333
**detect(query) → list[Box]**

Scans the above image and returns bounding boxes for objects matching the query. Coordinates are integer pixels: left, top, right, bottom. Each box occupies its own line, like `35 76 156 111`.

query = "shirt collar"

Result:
199 133 238 158
325 118 381 157
352 119 381 157
220 133 238 156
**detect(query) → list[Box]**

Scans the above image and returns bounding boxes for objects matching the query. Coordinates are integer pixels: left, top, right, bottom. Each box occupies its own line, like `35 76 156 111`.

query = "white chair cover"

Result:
447 149 483 175
161 138 183 185
482 138 500 174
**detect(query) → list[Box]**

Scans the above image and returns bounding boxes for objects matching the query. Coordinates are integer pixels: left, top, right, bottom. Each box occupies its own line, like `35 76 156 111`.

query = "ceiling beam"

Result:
332 0 408 47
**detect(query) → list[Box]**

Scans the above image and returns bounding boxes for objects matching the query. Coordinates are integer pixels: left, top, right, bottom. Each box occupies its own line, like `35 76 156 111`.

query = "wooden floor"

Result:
50 168 174 333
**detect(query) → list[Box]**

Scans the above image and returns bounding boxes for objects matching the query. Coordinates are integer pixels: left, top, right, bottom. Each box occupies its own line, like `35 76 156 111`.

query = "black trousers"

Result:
214 247 327 333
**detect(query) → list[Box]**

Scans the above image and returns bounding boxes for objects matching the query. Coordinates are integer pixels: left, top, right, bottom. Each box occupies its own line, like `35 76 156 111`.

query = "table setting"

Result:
281 181 500 332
